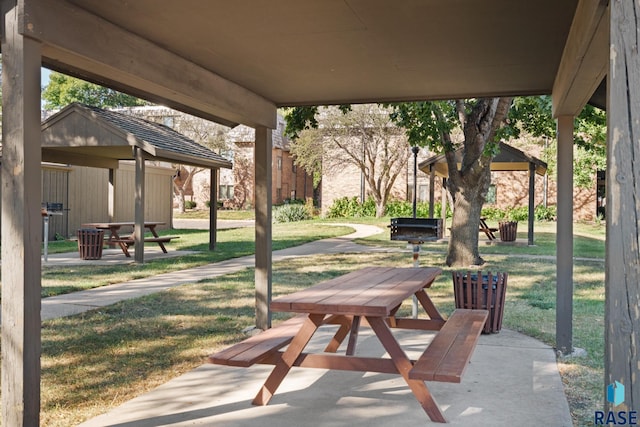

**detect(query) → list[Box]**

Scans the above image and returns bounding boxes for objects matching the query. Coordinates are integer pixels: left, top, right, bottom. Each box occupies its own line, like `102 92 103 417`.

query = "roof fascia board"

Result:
152 149 233 170
41 149 120 168
23 0 277 129
552 0 609 117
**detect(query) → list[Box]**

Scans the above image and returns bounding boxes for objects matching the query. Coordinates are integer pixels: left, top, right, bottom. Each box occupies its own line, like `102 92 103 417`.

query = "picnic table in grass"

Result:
210 266 488 423
81 221 179 257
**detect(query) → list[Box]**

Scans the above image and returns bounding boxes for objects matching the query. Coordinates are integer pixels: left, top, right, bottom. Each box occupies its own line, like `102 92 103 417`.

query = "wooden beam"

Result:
528 162 535 246
441 178 447 238
1 1 42 424
41 150 120 169
209 169 217 251
428 167 435 218
134 147 145 263
556 115 574 355
23 0 276 129
255 126 273 330
606 0 640 413
552 0 609 117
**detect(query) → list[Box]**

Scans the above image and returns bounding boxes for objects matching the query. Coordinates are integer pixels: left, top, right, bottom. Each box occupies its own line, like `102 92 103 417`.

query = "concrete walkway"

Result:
41 223 572 426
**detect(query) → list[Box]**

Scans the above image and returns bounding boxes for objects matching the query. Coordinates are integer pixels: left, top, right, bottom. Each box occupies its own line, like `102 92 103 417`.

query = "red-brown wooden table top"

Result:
271 266 442 317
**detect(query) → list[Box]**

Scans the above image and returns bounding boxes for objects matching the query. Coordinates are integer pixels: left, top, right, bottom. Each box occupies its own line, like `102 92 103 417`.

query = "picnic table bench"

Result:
209 267 488 423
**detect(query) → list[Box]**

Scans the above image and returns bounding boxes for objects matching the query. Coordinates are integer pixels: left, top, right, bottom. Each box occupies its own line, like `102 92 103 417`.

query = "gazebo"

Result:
41 103 233 262
419 141 548 245
1 1 635 423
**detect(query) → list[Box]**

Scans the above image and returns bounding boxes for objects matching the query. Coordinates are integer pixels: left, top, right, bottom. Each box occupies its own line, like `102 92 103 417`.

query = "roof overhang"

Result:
41 103 233 170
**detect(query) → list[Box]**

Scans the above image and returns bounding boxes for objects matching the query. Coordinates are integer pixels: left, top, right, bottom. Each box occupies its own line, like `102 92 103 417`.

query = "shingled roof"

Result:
419 141 547 178
41 103 233 170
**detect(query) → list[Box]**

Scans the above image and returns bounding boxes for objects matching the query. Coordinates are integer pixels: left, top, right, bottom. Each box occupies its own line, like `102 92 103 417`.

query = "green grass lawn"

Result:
10 218 606 426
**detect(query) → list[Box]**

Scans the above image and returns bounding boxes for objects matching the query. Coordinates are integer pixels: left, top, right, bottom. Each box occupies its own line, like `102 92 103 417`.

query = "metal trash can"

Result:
77 228 105 260
452 271 507 333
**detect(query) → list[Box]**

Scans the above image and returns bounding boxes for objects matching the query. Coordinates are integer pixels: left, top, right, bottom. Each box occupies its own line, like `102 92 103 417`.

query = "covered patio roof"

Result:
41 103 233 170
418 142 548 178
419 142 548 246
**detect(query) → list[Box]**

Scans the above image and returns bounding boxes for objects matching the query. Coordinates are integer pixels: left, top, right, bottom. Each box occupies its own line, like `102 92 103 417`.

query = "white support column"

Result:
1 2 42 425
134 147 146 263
606 0 640 413
255 126 273 330
108 168 117 222
556 115 574 355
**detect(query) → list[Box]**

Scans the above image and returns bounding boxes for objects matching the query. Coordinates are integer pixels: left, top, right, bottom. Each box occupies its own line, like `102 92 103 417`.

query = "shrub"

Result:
273 204 311 223
185 200 197 209
481 206 504 221
326 196 376 218
385 200 413 217
534 205 557 221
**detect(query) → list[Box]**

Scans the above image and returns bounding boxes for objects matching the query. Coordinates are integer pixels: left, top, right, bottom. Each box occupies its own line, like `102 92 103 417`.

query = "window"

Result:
486 184 497 204
277 157 282 170
218 185 234 200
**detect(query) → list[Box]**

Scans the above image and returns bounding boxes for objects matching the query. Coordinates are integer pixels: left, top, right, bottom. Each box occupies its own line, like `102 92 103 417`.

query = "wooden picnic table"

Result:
210 266 488 423
81 221 176 257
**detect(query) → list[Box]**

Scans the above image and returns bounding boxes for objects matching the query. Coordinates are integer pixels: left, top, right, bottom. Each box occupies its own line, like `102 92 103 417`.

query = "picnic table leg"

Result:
324 315 353 353
415 290 446 324
110 228 131 257
148 225 168 253
345 315 361 356
253 313 325 406
366 316 447 423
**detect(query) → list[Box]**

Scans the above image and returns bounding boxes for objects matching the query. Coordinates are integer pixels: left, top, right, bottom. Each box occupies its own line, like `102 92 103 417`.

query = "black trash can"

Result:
452 271 507 333
77 228 105 260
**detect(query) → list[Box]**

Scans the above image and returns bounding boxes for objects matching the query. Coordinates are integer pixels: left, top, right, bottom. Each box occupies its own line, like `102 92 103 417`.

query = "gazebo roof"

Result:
419 142 548 178
41 103 233 170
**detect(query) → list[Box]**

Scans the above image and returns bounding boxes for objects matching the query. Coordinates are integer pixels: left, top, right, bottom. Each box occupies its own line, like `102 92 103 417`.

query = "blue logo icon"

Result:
608 381 625 407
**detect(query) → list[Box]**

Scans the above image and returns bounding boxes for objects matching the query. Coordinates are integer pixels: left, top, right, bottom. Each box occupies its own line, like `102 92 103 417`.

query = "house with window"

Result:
118 106 314 209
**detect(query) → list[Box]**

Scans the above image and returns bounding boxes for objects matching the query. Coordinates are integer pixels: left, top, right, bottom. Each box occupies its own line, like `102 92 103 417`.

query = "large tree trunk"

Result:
446 162 492 266
445 97 512 267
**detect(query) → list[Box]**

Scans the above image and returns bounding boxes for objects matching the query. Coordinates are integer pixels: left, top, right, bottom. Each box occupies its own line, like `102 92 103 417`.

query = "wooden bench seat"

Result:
109 236 180 244
409 309 488 383
209 315 308 367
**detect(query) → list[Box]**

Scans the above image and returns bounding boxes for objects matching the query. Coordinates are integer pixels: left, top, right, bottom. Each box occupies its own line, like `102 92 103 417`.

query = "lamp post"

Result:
412 145 420 218
410 145 420 318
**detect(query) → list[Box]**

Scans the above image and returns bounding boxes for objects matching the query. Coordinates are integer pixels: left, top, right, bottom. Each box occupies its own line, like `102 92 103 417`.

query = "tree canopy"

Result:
42 72 146 110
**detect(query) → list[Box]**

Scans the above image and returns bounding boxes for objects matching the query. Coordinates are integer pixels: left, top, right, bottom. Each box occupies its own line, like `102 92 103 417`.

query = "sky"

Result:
41 67 50 88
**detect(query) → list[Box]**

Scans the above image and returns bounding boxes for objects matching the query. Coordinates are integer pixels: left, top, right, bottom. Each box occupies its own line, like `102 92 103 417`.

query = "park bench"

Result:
409 309 488 383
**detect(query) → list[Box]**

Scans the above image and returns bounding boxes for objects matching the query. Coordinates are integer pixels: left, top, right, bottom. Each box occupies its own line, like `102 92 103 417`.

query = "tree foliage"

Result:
510 96 607 188
286 99 512 266
289 104 410 218
42 72 146 109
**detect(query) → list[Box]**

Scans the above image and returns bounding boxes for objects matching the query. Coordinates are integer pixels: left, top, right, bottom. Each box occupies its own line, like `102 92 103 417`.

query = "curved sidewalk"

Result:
42 223 572 427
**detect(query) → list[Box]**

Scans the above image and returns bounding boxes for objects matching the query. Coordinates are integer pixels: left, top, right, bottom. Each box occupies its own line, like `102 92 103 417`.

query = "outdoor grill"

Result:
42 202 64 214
389 217 443 243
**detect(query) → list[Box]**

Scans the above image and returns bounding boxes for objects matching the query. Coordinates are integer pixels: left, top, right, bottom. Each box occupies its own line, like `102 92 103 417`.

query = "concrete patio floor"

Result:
79 327 571 427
